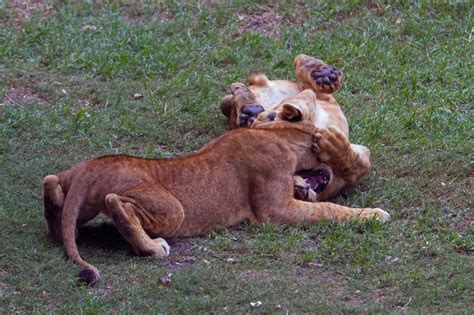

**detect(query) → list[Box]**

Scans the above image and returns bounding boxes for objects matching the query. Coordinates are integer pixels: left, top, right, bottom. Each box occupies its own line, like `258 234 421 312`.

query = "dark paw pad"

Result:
239 104 265 126
311 66 342 92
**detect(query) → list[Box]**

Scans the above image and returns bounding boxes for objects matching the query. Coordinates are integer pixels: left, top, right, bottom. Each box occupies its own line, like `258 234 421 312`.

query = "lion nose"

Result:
267 111 276 121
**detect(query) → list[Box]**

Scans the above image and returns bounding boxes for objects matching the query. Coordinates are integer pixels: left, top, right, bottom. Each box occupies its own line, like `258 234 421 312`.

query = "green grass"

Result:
1 1 472 313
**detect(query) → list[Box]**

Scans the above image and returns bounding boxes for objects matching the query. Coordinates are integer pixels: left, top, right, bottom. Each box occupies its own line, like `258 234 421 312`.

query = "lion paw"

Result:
295 54 343 95
311 66 342 94
78 266 101 284
314 126 351 163
152 238 171 257
239 104 265 127
229 82 264 128
359 208 391 223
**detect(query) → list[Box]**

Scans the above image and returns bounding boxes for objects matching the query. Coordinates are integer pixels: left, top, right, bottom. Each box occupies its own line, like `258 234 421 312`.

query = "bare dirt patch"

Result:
89 0 174 24
2 84 48 107
423 172 473 233
0 267 13 299
452 211 473 235
333 2 385 21
123 5 173 25
166 239 199 268
5 0 55 26
236 10 302 40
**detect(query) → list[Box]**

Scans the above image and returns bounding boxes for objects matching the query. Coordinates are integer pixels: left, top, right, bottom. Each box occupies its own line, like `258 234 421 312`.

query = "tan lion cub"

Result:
220 54 371 202
43 122 389 283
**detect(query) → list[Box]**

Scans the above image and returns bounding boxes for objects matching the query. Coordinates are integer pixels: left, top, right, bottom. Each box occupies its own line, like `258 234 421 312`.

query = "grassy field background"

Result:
1 1 472 313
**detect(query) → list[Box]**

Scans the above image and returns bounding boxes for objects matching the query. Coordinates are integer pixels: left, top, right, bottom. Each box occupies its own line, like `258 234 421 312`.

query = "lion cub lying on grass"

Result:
221 54 372 202
43 122 389 283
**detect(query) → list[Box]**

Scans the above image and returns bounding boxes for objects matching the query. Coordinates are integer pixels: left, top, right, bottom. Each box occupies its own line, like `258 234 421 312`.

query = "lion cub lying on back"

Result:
220 54 371 202
43 122 389 283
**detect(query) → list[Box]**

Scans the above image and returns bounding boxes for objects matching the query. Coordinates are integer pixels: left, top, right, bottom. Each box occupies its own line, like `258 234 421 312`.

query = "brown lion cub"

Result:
43 122 389 283
220 54 371 202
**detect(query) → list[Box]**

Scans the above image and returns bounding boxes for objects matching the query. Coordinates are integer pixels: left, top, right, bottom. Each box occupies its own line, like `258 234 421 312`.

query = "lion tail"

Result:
61 181 101 284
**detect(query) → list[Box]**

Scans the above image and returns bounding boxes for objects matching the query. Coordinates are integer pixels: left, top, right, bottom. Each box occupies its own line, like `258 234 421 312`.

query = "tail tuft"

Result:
78 267 100 284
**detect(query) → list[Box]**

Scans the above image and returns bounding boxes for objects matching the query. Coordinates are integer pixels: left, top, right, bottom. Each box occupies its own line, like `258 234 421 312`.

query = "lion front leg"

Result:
291 200 391 223
251 176 389 224
228 82 265 128
260 199 390 225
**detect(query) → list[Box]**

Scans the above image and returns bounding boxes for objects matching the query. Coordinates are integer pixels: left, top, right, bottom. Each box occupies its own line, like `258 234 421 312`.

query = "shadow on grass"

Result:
77 222 133 253
76 221 196 258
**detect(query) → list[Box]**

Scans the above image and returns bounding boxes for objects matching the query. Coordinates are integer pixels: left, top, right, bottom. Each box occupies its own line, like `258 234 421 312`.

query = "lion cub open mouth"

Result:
295 169 330 193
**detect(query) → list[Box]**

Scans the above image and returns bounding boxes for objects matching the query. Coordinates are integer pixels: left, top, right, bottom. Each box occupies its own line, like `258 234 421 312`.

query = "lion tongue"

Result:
295 170 330 193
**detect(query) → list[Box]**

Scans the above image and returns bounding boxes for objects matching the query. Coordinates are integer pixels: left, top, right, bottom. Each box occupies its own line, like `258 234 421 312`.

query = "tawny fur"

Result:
220 54 371 201
43 122 389 283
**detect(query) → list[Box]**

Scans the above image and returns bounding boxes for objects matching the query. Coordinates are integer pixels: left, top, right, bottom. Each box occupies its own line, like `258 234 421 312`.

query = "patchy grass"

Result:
0 1 472 313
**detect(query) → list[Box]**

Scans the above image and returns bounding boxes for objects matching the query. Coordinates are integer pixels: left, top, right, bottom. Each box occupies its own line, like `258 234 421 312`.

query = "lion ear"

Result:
279 104 302 122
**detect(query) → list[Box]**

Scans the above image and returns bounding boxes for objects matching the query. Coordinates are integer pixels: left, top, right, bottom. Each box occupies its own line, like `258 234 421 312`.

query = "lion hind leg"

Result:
104 189 184 257
294 54 343 96
43 175 65 243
